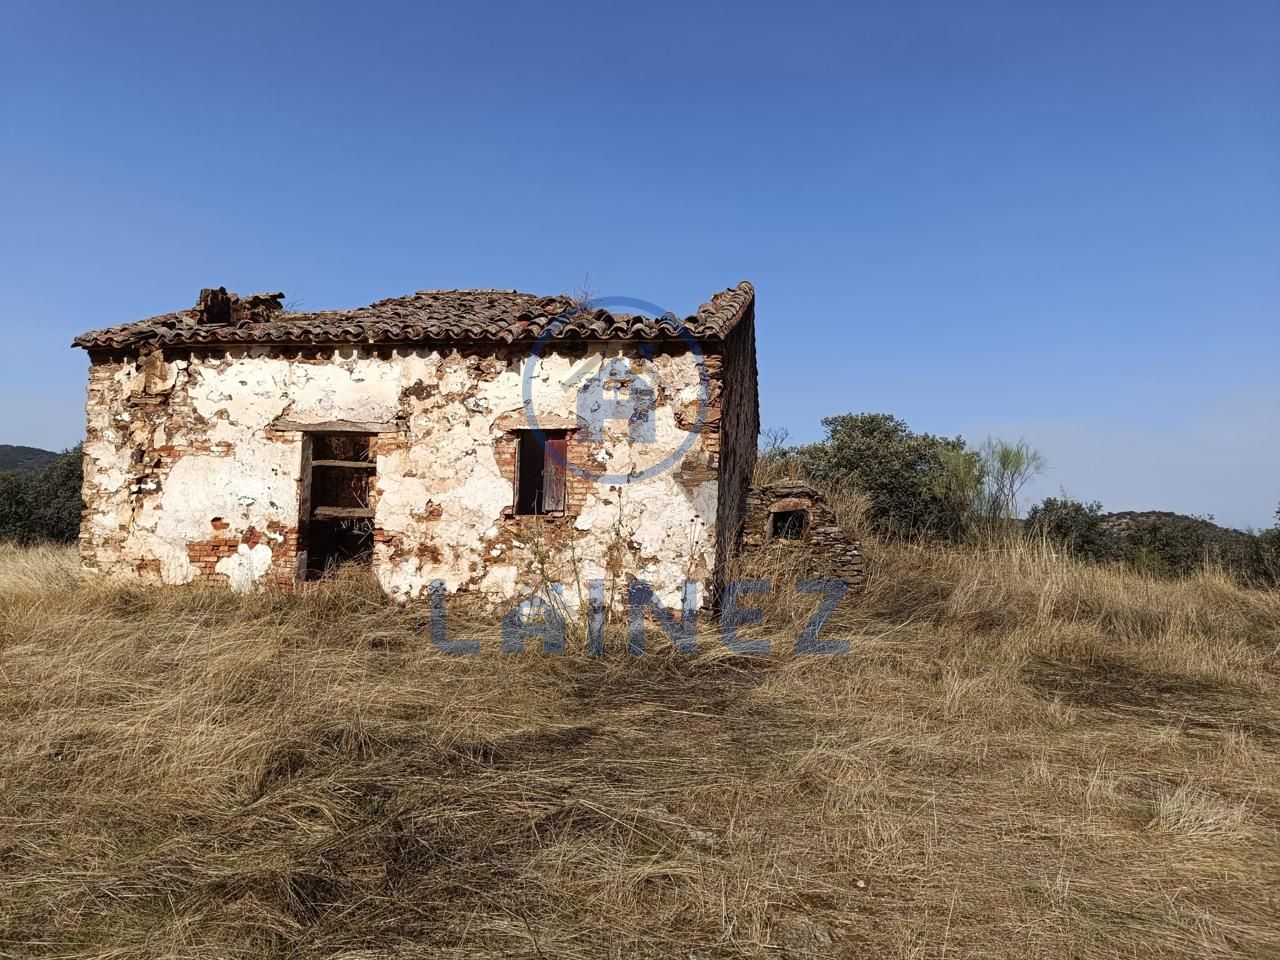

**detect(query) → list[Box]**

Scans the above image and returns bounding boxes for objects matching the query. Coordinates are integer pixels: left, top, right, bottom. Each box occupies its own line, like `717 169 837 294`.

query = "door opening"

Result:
300 432 376 579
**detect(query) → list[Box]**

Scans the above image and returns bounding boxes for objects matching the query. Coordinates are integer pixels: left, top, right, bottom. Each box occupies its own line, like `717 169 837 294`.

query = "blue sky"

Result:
2 1 1276 528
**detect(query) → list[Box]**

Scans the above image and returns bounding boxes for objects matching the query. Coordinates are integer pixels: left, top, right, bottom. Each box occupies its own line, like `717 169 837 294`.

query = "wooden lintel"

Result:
312 506 375 519
271 418 405 434
311 459 376 469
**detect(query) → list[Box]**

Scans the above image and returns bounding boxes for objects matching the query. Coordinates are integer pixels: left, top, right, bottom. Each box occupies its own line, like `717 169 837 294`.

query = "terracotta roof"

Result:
72 281 755 351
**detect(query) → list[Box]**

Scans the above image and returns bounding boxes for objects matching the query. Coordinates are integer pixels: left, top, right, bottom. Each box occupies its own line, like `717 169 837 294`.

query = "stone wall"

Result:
81 341 730 607
711 304 760 601
740 481 867 592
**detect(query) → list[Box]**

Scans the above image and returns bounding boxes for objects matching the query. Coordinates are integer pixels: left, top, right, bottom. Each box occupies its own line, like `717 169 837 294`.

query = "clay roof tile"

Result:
72 282 754 352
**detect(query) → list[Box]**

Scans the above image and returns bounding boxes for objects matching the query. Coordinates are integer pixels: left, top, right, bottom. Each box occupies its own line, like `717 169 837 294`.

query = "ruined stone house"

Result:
71 282 760 606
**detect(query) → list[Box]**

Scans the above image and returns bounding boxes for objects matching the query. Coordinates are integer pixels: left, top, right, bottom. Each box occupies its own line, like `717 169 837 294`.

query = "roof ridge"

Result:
409 288 540 295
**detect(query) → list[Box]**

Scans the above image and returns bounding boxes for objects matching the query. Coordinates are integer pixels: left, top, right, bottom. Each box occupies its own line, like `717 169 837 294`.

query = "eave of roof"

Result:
72 281 755 352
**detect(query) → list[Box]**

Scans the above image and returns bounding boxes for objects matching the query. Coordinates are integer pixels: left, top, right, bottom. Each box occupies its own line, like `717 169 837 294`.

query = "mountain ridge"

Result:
0 445 60 473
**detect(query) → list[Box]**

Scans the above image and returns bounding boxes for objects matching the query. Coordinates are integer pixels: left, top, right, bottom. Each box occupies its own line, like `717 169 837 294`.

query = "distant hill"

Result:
1027 499 1279 585
1101 509 1257 540
0 445 59 473
1100 509 1268 578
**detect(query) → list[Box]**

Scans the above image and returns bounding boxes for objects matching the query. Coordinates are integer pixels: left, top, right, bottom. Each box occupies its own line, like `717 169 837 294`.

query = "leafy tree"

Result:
941 439 1048 536
30 444 83 542
933 445 986 536
0 445 83 544
790 415 1047 540
977 439 1046 524
0 471 34 543
796 413 976 538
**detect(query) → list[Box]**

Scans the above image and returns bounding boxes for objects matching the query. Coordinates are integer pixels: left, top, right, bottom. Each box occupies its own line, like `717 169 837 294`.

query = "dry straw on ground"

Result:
1 499 1278 958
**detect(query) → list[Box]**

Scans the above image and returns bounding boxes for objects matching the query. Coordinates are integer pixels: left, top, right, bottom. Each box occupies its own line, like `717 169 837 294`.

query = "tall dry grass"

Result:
1 516 1278 958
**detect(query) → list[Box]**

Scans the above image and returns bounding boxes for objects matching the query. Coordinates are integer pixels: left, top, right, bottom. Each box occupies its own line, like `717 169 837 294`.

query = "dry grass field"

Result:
2 509 1279 957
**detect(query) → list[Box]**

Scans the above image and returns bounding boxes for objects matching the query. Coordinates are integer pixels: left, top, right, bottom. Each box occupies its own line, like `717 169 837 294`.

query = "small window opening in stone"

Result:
514 430 567 515
770 509 807 541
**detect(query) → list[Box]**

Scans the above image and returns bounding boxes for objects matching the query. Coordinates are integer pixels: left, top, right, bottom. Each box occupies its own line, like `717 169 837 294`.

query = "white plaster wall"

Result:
82 344 718 608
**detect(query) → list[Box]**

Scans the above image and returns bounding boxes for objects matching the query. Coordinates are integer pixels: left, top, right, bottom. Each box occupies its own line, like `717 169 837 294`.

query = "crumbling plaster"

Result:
82 343 720 608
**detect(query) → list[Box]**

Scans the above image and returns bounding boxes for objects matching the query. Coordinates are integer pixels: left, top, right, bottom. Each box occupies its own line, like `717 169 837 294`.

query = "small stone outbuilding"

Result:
741 481 866 590
71 282 759 607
